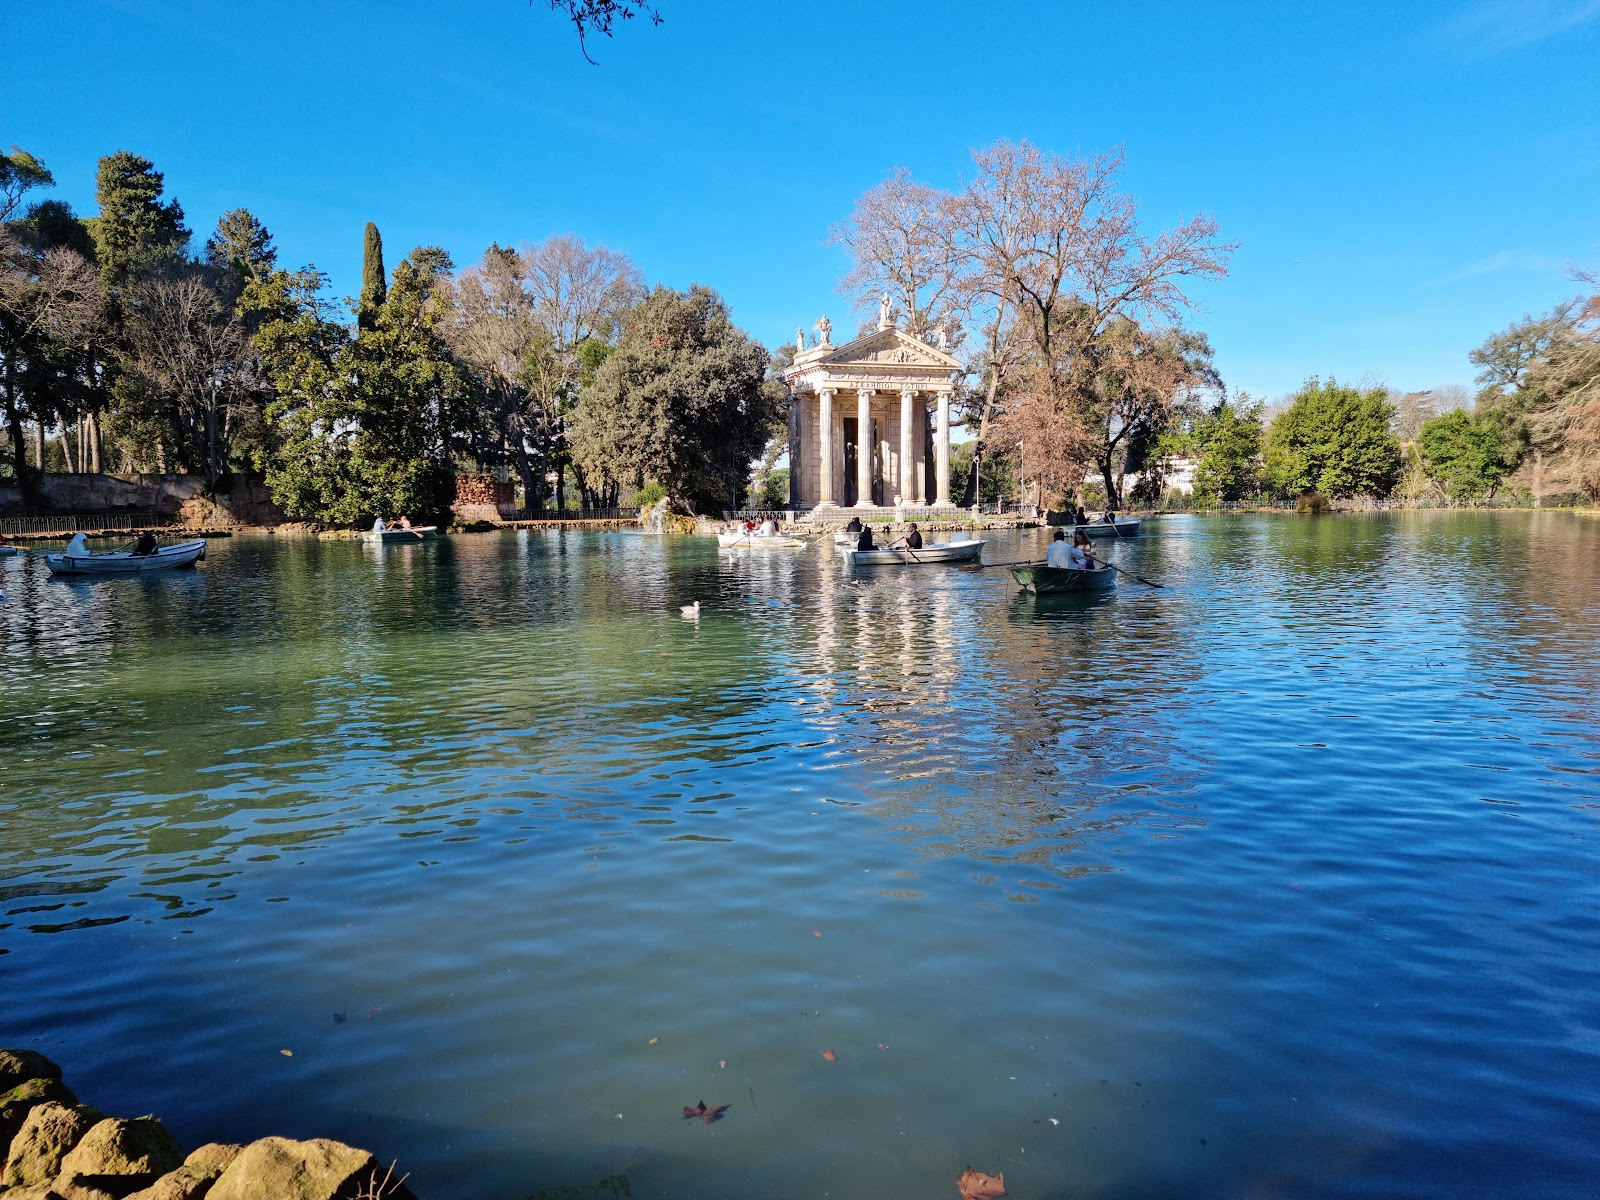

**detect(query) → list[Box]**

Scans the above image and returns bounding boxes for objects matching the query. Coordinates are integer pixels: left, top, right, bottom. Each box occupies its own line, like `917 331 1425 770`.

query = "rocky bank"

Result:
0 1051 414 1200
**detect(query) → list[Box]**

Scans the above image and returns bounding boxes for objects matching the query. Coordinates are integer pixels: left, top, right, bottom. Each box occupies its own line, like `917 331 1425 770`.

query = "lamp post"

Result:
1017 440 1026 515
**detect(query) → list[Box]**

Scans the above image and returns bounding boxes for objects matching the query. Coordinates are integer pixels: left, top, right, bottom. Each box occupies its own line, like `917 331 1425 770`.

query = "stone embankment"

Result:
0 1051 414 1200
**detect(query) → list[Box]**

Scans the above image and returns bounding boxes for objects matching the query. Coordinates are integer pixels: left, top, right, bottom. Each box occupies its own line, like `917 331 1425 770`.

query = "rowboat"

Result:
44 533 207 576
839 538 984 566
1074 518 1140 538
369 525 438 543
717 532 808 549
0 545 17 558
1009 563 1117 593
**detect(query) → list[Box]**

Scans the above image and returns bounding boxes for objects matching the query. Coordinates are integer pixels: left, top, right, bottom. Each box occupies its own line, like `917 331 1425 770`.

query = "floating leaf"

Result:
279 1049 293 1057
681 1100 729 1125
956 1165 1006 1199
811 930 822 938
648 1037 659 1045
820 1049 837 1062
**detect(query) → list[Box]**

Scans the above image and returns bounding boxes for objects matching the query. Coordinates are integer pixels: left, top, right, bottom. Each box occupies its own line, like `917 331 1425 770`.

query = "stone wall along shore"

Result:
0 1050 415 1200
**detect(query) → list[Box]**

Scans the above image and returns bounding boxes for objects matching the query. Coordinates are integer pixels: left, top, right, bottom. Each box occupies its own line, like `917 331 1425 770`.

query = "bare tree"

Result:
0 230 103 486
121 268 254 484
828 167 967 342
955 141 1234 505
445 236 642 509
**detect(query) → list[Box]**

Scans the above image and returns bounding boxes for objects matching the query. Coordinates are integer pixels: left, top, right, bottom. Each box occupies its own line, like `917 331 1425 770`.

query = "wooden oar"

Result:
887 538 923 564
960 558 1045 570
1096 559 1165 587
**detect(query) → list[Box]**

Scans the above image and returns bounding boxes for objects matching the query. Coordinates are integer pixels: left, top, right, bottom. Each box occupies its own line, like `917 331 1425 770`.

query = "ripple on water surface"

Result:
1 514 1598 1199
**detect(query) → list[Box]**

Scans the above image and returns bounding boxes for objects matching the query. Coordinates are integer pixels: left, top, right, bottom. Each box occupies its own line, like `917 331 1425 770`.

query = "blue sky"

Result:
6 0 1598 402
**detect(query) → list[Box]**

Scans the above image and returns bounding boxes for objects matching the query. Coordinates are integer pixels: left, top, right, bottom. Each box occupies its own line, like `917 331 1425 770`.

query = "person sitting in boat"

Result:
856 525 875 551
396 515 412 529
1103 508 1117 524
1047 529 1082 569
373 517 388 534
1074 505 1088 526
133 530 158 557
844 516 863 533
1073 529 1098 567
757 518 778 537
903 522 923 550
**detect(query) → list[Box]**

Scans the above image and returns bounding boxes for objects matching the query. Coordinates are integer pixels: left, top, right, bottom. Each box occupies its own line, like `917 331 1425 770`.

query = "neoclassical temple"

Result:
783 306 964 511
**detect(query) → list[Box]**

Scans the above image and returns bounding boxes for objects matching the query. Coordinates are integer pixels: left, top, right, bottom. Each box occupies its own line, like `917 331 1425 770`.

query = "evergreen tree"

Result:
359 221 386 331
1418 409 1512 501
204 208 278 283
91 151 189 294
1191 395 1264 501
1263 378 1401 498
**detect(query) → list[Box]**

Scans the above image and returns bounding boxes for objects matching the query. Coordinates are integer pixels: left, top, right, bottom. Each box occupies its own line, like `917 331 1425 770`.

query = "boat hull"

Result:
370 526 438 543
1009 564 1117 593
45 539 208 576
0 545 17 558
1073 519 1140 538
839 538 984 566
717 533 807 549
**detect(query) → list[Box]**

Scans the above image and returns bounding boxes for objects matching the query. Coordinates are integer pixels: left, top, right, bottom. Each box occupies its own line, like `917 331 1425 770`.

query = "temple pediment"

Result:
818 327 963 371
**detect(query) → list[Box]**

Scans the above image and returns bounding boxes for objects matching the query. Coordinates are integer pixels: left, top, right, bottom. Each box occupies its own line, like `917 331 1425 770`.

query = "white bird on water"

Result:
679 600 700 620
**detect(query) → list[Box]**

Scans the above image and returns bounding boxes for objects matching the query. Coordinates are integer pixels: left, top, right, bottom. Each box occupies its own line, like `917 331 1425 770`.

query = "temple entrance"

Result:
843 418 858 505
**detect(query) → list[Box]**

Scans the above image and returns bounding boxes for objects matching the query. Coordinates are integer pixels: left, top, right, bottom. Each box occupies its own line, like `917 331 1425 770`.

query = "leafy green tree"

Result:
1190 394 1263 501
359 221 386 331
1418 410 1512 501
569 284 782 512
1 148 54 222
252 256 466 524
1263 378 1401 498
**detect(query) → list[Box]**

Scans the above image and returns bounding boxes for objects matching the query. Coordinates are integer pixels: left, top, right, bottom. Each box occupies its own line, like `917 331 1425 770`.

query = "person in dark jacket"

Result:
133 530 158 556
845 516 863 533
904 523 923 549
856 526 875 550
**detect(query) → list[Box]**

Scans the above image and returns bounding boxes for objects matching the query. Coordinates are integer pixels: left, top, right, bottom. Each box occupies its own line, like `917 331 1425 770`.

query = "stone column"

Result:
899 388 915 506
856 387 875 507
817 389 835 506
933 388 954 508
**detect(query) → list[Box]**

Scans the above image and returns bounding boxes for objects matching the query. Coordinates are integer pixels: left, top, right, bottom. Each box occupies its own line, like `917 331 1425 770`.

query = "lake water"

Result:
2 514 1597 1200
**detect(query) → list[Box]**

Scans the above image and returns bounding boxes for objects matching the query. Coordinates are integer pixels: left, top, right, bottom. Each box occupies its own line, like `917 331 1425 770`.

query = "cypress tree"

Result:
359 222 386 330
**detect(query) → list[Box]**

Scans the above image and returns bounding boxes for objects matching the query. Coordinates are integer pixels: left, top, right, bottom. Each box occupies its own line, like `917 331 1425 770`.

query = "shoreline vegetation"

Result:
4 145 1595 535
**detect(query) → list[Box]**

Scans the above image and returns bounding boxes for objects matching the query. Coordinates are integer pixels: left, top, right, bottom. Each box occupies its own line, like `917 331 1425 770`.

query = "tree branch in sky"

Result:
540 0 663 64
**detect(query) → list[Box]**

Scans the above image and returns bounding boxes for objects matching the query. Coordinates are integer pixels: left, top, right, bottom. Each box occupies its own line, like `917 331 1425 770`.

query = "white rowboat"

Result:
838 538 984 566
44 533 207 576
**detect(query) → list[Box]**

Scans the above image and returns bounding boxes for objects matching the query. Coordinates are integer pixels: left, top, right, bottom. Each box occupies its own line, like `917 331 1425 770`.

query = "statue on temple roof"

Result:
815 314 832 345
878 292 893 330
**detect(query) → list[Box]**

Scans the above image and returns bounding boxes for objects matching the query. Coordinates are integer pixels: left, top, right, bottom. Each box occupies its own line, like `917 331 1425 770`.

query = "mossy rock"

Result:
207 1138 415 1200
3 1101 104 1188
0 1076 80 1155
59 1116 182 1189
0 1051 63 1092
